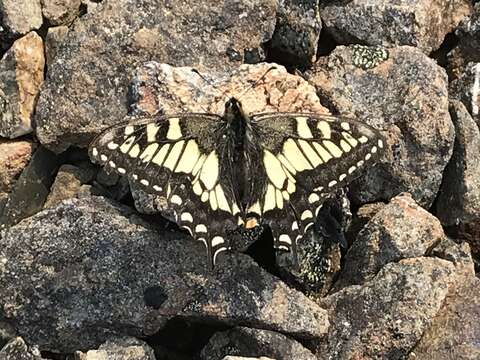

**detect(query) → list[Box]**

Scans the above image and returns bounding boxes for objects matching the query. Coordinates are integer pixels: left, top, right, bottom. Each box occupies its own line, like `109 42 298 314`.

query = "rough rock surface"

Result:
43 164 95 209
0 32 45 138
35 0 277 153
269 0 321 66
0 195 328 352
41 0 82 26
309 45 454 207
335 193 444 289
436 101 480 255
200 327 316 360
320 0 472 54
449 62 480 124
222 357 274 360
74 337 156 360
0 337 43 359
0 0 43 44
0 140 35 193
44 26 69 67
317 258 455 360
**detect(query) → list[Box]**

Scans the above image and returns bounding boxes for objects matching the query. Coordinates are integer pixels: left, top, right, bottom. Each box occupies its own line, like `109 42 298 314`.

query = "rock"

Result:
0 337 43 359
317 258 455 360
0 195 328 352
436 102 480 255
320 0 472 54
408 276 480 360
0 317 16 349
0 139 35 193
0 0 42 44
309 45 454 207
449 62 480 125
431 237 475 280
345 201 385 245
0 32 45 138
43 164 96 209
334 193 445 289
44 26 69 67
74 337 155 360
35 0 277 153
222 357 274 360
269 0 321 66
41 0 82 26
0 147 58 230
200 327 316 360
128 62 327 214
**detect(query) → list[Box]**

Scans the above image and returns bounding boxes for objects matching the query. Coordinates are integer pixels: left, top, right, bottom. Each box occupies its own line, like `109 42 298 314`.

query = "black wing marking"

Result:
246 113 385 261
89 114 241 267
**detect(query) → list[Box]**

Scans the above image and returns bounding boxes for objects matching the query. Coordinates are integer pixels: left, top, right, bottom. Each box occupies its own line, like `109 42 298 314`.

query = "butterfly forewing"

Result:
246 113 385 257
89 114 242 267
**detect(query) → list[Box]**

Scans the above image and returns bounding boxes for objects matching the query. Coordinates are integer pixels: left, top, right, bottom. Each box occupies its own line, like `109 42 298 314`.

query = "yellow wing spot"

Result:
146 123 160 142
139 143 159 162
277 154 297 174
358 135 369 144
209 190 218 211
298 140 322 166
317 121 331 139
195 224 207 233
128 144 141 158
152 144 170 165
107 142 119 150
201 191 209 202
215 185 231 213
164 140 185 170
263 150 287 189
301 210 313 220
248 201 262 216
232 202 241 216
175 140 200 173
192 154 207 176
283 139 312 171
339 173 347 181
279 234 292 245
312 142 333 162
328 180 337 187
275 189 284 209
124 125 134 136
282 190 290 201
263 184 277 212
120 136 135 153
192 181 202 195
296 116 313 138
200 151 219 190
170 194 183 205
343 132 359 147
166 118 182 140
341 122 350 131
308 193 320 204
340 139 352 152
323 140 343 158
287 181 295 194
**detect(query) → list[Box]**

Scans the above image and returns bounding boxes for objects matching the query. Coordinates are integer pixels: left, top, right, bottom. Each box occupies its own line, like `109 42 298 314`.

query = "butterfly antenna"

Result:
236 65 278 102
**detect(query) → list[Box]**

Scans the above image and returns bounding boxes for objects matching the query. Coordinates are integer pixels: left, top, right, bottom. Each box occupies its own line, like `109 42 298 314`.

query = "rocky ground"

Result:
0 0 479 359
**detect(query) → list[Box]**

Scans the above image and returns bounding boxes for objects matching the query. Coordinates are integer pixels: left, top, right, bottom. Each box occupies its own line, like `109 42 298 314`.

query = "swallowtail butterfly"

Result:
89 98 384 267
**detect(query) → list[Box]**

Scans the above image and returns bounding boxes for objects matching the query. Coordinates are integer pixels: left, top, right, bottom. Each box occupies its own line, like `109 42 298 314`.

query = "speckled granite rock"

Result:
35 0 277 153
335 193 445 289
269 0 321 66
320 0 472 53
309 45 454 207
0 0 42 45
0 32 45 138
0 140 36 193
0 337 43 359
317 258 455 360
44 25 69 67
200 327 316 360
0 195 328 353
449 62 480 125
41 0 82 26
74 337 156 360
436 101 480 255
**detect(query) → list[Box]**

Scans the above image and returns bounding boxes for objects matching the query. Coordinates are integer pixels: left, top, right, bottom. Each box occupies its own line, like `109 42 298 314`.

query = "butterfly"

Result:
89 97 384 267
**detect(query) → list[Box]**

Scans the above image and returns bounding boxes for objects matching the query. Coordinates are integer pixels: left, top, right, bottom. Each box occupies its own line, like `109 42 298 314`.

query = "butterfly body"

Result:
89 97 385 267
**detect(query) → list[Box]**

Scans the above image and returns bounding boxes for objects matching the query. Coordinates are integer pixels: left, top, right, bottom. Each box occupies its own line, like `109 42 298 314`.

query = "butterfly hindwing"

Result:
247 113 385 258
89 114 241 267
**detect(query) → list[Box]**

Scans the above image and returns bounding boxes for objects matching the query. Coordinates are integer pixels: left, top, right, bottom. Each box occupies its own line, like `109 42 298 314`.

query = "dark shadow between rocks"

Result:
244 226 277 276
429 31 459 73
316 28 338 58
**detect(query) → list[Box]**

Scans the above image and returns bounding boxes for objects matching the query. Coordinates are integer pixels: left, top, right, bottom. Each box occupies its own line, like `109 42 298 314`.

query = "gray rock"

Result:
35 0 277 153
41 0 82 26
408 276 480 360
309 45 454 207
449 62 480 126
43 164 96 209
0 195 328 352
320 0 472 54
269 0 321 66
317 258 455 360
74 337 155 360
200 327 316 360
0 140 36 193
431 237 475 280
0 32 45 138
335 193 445 289
436 101 480 256
44 25 69 67
0 0 42 43
0 337 43 360
0 147 58 230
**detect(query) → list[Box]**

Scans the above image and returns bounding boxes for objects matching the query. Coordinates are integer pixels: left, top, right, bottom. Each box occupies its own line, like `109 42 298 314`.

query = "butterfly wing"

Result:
89 114 242 267
246 113 385 260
